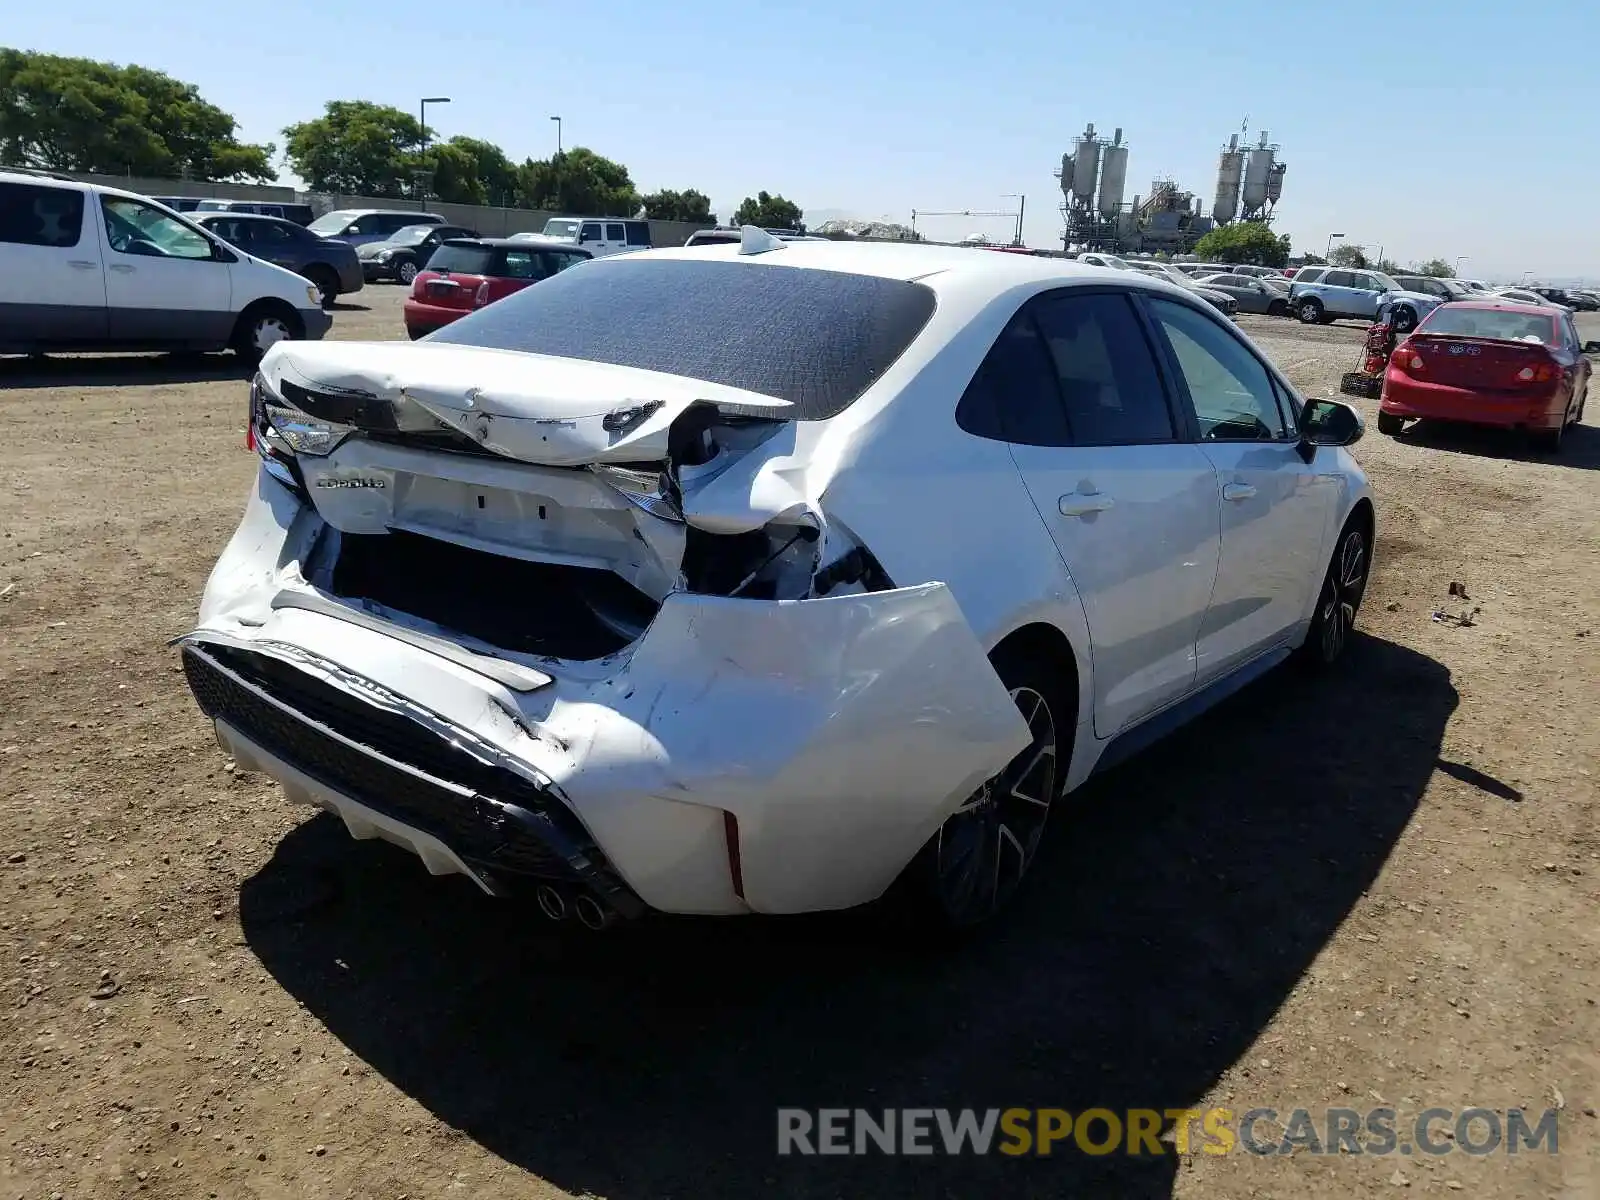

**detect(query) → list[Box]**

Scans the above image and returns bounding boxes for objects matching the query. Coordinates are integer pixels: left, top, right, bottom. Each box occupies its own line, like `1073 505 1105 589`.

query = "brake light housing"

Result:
1392 339 1424 373
1516 362 1557 384
474 281 491 308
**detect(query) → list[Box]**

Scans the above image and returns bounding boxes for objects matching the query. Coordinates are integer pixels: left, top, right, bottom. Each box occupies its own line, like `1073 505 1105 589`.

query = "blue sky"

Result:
10 0 1599 279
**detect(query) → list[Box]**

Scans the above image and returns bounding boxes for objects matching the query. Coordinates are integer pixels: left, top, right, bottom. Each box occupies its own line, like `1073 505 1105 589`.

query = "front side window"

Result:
580 222 603 242
0 183 86 248
1148 298 1289 442
499 250 543 280
101 197 214 259
1031 292 1174 445
543 251 586 274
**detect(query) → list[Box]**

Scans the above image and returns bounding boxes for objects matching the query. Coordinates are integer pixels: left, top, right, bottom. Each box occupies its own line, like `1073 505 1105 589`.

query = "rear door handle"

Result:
1059 492 1115 517
109 263 136 274
68 260 98 270
1222 483 1257 502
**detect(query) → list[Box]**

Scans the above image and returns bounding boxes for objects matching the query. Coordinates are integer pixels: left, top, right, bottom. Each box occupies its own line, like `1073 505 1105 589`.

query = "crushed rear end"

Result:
181 332 1029 922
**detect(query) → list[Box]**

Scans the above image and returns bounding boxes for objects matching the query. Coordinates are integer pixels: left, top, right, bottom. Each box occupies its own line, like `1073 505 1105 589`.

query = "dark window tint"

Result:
1296 268 1324 284
626 222 651 246
605 222 625 241
431 258 937 420
426 244 498 274
542 250 586 274
0 183 85 248
1032 293 1174 444
1148 298 1288 441
580 223 603 242
252 221 297 247
497 249 545 280
956 315 1071 446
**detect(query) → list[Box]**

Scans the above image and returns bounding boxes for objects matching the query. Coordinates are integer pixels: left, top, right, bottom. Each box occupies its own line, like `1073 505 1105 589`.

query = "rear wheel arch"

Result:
987 622 1082 750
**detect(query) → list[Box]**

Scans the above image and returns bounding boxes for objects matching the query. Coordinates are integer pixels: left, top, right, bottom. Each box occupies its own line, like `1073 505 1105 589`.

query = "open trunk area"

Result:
328 528 660 660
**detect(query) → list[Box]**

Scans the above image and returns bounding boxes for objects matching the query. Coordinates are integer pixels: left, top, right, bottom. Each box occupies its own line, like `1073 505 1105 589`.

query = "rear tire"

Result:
1268 300 1288 318
1298 298 1324 324
231 302 302 365
894 644 1072 934
1376 411 1405 436
1531 420 1565 455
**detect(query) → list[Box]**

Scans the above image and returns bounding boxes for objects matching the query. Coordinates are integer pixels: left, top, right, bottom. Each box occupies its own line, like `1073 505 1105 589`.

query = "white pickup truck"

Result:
0 170 330 361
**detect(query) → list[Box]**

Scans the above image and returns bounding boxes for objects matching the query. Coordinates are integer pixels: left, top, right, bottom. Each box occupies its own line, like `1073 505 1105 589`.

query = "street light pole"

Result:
1326 232 1345 262
418 96 450 208
1001 194 1025 246
550 115 562 157
1455 256 1467 278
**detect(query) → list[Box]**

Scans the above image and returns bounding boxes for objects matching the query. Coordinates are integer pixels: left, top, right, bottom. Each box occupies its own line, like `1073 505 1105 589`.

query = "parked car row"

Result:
1073 251 1239 317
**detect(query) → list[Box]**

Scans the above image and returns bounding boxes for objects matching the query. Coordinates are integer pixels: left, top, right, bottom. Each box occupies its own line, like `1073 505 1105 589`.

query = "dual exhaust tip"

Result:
535 883 617 931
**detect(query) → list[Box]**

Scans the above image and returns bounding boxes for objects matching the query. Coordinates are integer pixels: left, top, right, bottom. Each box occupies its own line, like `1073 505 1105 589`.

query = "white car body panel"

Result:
184 240 1374 919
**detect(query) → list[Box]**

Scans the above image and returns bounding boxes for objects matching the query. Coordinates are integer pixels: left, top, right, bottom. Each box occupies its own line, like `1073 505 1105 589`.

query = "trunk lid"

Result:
412 269 485 311
259 339 791 467
1405 334 1557 390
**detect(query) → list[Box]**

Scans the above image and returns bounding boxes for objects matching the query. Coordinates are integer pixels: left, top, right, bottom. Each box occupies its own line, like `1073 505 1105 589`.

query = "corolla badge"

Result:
315 477 386 489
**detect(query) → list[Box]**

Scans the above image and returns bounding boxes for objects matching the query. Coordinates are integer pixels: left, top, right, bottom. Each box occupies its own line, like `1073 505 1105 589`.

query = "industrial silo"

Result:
1213 133 1243 224
1265 161 1286 205
1097 127 1128 217
1059 151 1076 199
1241 132 1275 218
1071 124 1100 205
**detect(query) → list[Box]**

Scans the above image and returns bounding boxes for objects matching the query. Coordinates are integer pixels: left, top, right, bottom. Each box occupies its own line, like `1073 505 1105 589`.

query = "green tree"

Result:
733 191 803 230
0 48 273 181
1411 257 1456 278
1375 258 1401 275
641 188 714 223
282 101 424 196
1192 221 1290 267
517 147 640 216
1328 243 1369 269
438 136 519 206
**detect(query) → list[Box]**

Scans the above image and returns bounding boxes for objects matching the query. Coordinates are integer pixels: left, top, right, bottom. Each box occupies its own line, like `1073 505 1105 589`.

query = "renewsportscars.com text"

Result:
776 1107 1560 1157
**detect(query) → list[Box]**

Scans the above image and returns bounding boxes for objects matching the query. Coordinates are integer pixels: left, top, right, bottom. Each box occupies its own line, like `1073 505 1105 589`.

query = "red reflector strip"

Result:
723 810 745 900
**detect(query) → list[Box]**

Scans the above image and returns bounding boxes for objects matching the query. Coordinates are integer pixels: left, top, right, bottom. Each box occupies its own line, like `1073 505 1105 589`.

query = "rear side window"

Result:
605 222 625 241
956 315 1072 446
1297 268 1325 284
1032 293 1174 444
430 258 938 420
626 222 651 246
1322 270 1354 288
0 183 85 248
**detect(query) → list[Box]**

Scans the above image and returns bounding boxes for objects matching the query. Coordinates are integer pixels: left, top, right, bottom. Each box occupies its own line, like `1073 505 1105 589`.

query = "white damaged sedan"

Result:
179 229 1375 931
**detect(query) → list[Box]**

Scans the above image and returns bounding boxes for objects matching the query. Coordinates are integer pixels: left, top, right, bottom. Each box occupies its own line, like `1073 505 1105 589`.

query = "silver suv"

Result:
1287 267 1434 331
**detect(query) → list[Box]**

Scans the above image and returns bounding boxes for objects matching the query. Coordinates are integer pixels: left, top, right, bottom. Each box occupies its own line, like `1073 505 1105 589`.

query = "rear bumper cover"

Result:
401 300 467 333
181 470 1030 916
1381 374 1565 429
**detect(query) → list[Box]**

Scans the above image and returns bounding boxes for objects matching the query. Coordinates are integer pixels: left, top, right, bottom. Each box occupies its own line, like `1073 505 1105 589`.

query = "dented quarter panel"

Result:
189 476 1031 914
198 471 321 629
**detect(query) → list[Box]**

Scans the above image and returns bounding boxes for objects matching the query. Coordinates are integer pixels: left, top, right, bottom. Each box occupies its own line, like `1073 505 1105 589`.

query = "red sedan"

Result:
1378 301 1592 453
404 238 592 339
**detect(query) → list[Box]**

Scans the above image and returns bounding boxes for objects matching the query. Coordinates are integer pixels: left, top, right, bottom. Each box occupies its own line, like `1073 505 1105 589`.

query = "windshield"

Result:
388 225 437 245
541 219 581 239
430 258 937 420
308 210 358 234
1421 307 1555 343
1097 254 1131 270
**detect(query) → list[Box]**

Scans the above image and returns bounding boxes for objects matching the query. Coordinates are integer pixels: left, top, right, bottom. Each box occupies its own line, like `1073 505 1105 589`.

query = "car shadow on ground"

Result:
328 300 370 312
1397 418 1600 470
240 633 1454 1199
0 352 252 389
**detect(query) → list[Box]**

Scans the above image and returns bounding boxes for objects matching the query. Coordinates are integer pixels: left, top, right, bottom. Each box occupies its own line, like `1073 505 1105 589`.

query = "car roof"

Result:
1435 299 1566 316
193 211 294 223
444 237 591 253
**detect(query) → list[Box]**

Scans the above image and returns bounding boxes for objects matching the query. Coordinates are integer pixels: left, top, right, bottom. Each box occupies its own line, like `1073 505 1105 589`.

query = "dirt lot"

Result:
1 287 1596 1200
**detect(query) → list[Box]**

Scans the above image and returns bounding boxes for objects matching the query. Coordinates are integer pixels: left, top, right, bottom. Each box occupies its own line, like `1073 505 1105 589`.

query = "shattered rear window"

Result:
427 258 938 419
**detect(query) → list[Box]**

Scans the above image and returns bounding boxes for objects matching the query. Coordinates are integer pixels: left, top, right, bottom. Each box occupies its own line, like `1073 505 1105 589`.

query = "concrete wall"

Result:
61 173 710 247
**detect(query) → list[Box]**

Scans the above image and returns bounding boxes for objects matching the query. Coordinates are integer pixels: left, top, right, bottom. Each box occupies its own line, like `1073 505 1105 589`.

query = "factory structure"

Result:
1057 123 1285 253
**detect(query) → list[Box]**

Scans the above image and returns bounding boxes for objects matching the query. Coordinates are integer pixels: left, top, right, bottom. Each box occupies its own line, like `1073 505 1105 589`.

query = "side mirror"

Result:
1299 398 1365 456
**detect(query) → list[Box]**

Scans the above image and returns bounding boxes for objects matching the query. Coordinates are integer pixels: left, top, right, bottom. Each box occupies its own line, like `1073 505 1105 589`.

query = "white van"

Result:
507 217 651 257
0 172 330 361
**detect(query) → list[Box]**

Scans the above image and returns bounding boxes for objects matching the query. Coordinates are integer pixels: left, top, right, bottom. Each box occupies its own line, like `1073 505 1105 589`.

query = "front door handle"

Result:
1059 492 1115 517
1222 482 1257 502
108 263 136 274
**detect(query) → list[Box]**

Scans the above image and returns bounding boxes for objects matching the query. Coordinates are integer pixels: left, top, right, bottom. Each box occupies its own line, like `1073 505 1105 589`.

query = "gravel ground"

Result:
1 288 1597 1200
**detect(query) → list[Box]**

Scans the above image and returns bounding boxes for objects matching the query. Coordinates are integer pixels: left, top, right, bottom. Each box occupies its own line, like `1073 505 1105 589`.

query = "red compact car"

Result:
1379 301 1592 453
404 239 593 339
